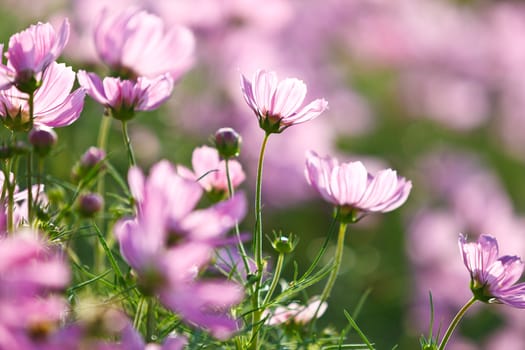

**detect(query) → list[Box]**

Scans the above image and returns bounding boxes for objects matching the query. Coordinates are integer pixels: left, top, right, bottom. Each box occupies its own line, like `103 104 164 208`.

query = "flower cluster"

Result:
80 8 195 121
0 20 84 132
0 2 523 349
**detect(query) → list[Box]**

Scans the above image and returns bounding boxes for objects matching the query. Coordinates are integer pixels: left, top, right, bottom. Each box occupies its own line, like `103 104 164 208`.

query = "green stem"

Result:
34 157 43 212
254 133 270 276
95 114 111 273
302 208 339 280
225 158 250 277
97 114 111 152
249 132 270 350
437 297 477 350
3 159 14 233
121 121 136 167
146 298 156 342
133 296 147 330
26 150 32 223
27 92 34 224
318 222 348 308
262 253 284 307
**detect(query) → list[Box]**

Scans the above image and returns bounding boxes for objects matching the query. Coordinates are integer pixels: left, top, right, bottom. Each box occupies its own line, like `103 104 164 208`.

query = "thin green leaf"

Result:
343 310 375 350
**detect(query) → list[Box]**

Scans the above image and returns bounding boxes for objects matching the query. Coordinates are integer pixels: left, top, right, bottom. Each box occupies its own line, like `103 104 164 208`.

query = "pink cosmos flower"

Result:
77 70 173 120
0 19 70 91
114 160 246 339
0 62 85 131
459 234 525 308
304 150 411 221
94 8 195 80
263 298 327 326
240 69 328 133
178 145 245 195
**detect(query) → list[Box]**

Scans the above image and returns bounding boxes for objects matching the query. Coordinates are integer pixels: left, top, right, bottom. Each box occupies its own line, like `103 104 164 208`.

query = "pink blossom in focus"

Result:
304 150 411 220
77 70 173 120
178 145 245 195
240 69 328 133
408 150 525 343
0 62 85 131
94 8 195 80
2 19 70 90
459 234 525 308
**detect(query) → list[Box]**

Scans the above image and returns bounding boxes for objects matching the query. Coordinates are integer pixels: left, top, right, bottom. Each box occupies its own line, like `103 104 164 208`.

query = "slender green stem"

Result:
302 208 339 280
121 121 136 167
34 157 43 212
438 297 477 350
3 159 14 233
225 158 250 276
95 114 111 273
319 222 348 307
95 113 111 216
27 92 34 224
97 114 111 152
26 151 32 223
146 298 156 342
249 132 270 350
262 253 284 306
254 133 270 274
133 296 147 330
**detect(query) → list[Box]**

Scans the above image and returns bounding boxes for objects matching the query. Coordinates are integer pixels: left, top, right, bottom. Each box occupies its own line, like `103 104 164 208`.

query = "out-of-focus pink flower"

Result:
304 150 411 221
240 69 328 133
459 234 525 308
94 8 195 80
122 160 246 248
215 247 256 281
263 298 327 326
0 172 45 229
144 335 188 350
0 62 85 131
77 70 173 120
114 160 246 339
158 264 244 340
0 232 69 349
178 146 245 195
2 19 70 91
399 72 489 131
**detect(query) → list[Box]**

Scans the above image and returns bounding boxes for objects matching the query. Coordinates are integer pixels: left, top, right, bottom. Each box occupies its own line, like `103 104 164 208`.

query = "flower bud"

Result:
214 127 242 159
72 147 106 183
29 126 57 157
80 147 106 168
77 193 103 218
270 232 298 254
